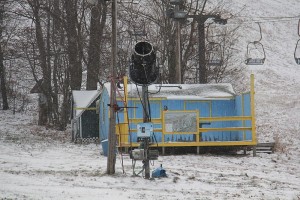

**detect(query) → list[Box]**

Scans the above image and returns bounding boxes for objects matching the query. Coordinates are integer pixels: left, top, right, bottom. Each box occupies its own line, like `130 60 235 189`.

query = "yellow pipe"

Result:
250 74 257 145
128 116 252 123
74 107 96 110
117 141 257 148
200 127 252 132
199 116 252 122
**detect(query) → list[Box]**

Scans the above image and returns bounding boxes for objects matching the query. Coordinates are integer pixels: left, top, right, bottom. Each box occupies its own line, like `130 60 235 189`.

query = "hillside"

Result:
227 0 300 148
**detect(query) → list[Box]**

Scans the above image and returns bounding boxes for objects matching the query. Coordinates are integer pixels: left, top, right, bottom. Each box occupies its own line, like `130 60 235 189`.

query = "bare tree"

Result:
0 0 8 110
3 0 243 131
86 1 107 90
64 0 82 90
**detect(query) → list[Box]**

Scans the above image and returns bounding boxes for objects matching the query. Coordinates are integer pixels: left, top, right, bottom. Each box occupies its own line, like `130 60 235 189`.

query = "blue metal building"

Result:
99 76 257 151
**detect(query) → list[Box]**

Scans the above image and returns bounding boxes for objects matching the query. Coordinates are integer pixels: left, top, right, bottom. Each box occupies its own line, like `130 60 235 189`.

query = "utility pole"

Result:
195 15 227 83
107 0 117 174
142 85 150 179
169 0 184 84
197 17 207 84
167 1 227 84
175 5 181 83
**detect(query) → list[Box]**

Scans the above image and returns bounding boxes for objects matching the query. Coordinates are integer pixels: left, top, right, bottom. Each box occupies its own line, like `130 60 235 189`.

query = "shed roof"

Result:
72 90 101 118
104 83 236 100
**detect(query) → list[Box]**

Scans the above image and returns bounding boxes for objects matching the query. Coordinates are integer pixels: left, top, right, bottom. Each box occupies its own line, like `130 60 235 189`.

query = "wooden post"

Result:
253 146 257 157
107 0 117 175
198 18 207 83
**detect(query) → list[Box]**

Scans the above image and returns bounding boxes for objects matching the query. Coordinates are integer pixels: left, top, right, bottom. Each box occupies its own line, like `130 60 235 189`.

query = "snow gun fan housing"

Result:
130 41 158 85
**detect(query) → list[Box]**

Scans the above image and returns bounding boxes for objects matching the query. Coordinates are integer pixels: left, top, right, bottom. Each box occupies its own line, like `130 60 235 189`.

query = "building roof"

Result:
72 90 101 118
104 83 236 100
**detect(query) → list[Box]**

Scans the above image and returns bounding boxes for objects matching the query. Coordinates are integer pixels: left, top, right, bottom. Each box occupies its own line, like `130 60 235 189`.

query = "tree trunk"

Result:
86 4 101 90
86 3 107 90
168 32 177 83
29 0 52 125
0 46 8 110
0 0 8 110
64 0 82 90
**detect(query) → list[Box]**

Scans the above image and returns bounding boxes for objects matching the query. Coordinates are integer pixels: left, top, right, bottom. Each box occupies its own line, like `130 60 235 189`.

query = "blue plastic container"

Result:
152 164 167 178
101 139 108 157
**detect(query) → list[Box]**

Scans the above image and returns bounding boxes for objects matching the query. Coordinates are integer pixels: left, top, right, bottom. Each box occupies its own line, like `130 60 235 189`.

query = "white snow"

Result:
72 90 101 117
125 83 236 100
1 0 300 199
0 110 299 199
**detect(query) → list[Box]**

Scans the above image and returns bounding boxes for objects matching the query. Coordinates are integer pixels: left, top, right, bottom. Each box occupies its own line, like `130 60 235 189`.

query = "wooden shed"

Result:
99 75 257 153
71 90 100 142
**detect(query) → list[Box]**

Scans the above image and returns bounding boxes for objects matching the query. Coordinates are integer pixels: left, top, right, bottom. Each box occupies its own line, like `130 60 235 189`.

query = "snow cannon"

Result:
152 164 167 178
129 41 158 85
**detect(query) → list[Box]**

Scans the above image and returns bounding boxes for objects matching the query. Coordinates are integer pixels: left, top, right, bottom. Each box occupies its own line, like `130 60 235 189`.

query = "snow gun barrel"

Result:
129 41 158 85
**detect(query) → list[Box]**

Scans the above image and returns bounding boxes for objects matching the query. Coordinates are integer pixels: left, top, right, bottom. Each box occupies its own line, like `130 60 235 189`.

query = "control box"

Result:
131 149 145 160
137 123 153 138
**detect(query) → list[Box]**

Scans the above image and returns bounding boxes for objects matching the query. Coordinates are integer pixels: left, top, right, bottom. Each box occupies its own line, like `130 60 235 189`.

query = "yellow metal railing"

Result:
116 74 257 147
116 115 256 147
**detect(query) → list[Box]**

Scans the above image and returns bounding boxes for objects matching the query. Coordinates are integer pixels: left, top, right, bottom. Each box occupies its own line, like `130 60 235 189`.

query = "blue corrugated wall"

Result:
99 91 252 143
235 93 252 141
99 88 110 141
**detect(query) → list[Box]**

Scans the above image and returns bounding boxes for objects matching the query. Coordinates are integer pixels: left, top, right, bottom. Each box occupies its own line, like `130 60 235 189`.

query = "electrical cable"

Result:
135 84 150 120
152 132 159 149
132 159 145 176
147 82 163 94
110 76 125 174
124 88 133 153
147 91 151 122
150 159 155 166
116 112 126 174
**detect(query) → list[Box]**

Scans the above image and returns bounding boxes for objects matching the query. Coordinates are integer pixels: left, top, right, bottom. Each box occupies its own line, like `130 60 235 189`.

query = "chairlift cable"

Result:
298 19 300 37
235 15 300 20
294 39 300 65
226 17 299 25
294 19 300 65
256 22 262 42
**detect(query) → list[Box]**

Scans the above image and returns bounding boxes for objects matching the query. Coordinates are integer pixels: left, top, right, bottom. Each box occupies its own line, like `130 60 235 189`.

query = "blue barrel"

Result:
101 139 108 157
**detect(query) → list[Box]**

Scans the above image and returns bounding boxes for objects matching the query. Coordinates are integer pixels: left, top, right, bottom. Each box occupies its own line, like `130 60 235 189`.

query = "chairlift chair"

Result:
245 41 266 65
294 20 300 65
206 42 223 66
205 23 224 66
295 39 300 65
245 23 266 65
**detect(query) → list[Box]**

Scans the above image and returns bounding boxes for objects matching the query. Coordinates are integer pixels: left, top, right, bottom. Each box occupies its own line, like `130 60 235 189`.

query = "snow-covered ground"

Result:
1 0 300 199
0 111 299 200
